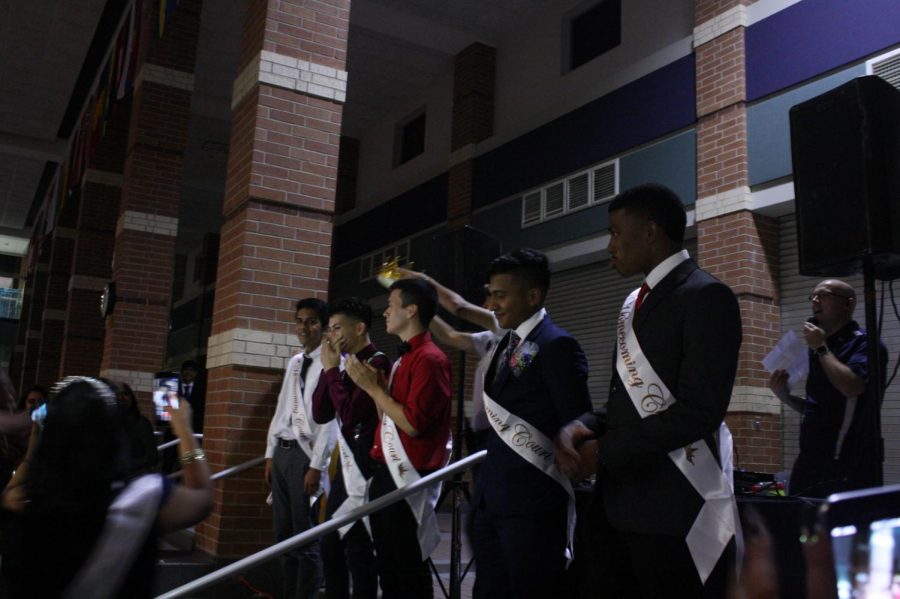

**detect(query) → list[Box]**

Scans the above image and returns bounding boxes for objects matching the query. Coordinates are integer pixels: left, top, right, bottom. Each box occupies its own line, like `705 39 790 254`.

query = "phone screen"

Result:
831 517 900 598
153 374 179 422
824 485 900 598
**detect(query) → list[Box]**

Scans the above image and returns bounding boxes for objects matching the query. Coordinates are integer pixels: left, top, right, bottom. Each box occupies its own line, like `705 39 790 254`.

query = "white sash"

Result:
289 355 315 461
616 287 740 583
380 412 442 559
332 432 372 538
482 392 576 567
63 474 164 598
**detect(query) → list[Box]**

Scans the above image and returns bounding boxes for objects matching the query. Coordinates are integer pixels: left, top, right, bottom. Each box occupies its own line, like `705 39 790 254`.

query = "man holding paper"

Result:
346 279 451 599
471 248 591 599
556 183 742 598
768 279 887 497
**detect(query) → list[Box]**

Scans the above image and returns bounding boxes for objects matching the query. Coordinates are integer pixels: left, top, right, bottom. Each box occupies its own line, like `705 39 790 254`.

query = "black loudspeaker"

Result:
789 75 900 279
427 226 502 320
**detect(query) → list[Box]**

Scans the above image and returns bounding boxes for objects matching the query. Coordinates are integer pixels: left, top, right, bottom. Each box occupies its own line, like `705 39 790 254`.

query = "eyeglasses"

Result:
808 291 851 302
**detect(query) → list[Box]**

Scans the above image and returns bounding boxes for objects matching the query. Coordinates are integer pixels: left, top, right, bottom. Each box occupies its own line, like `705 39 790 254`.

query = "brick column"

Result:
19 240 52 389
60 105 130 379
447 43 495 229
100 1 201 404
693 0 782 473
196 0 348 558
34 198 80 386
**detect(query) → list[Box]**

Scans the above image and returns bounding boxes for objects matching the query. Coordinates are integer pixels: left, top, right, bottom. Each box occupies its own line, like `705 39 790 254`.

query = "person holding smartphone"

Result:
0 376 212 598
769 279 888 498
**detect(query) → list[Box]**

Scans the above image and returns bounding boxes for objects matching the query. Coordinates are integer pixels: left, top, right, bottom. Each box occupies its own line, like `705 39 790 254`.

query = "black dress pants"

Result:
368 465 433 599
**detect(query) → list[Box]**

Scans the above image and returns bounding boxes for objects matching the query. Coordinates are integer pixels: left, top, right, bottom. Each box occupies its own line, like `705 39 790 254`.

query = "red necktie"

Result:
634 283 650 312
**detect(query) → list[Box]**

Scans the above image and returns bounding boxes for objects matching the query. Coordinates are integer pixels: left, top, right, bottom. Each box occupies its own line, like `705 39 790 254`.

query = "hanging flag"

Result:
158 0 178 38
117 5 137 100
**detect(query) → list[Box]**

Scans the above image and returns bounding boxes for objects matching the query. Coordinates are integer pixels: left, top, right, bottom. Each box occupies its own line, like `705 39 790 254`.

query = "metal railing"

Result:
156 449 487 599
209 455 266 482
156 433 203 452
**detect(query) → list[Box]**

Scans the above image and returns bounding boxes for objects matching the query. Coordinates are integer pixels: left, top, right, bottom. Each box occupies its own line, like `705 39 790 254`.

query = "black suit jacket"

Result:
585 259 741 536
474 313 592 516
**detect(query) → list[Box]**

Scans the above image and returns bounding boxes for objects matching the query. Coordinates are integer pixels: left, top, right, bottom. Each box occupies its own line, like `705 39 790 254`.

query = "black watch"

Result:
815 345 830 356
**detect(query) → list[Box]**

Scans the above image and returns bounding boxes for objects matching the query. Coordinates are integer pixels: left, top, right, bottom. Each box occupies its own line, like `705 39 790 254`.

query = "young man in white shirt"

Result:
264 297 337 599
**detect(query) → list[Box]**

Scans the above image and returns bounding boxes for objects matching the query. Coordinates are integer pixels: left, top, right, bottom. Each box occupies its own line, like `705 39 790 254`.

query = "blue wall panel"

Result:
747 64 864 185
472 131 698 253
619 130 696 203
336 57 699 270
747 0 900 101
471 55 696 209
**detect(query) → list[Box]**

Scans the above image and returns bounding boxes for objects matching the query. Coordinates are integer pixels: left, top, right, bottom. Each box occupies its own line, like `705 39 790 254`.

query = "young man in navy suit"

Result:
472 248 591 599
556 183 742 598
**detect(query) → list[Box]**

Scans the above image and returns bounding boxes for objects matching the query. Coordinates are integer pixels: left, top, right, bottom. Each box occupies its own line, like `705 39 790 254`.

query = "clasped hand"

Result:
554 420 598 480
345 355 386 394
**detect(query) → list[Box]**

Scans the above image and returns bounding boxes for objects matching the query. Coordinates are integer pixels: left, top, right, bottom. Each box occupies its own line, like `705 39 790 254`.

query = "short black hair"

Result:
17 384 49 411
389 279 438 328
608 183 686 245
295 297 329 323
488 248 551 298
181 360 199 372
329 297 373 330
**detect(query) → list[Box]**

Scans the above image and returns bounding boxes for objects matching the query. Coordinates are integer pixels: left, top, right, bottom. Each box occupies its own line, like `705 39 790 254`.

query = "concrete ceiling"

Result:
0 0 553 253
343 0 551 137
0 0 107 237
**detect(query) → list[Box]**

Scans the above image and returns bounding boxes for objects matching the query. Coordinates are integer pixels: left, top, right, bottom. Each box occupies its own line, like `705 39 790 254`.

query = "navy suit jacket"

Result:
583 259 741 536
474 313 591 516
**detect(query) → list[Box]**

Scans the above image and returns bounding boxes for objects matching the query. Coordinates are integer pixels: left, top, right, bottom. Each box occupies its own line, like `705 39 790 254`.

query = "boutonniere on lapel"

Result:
509 341 539 377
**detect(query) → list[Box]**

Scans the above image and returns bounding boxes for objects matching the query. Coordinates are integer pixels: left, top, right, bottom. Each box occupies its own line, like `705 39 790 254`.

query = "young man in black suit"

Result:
472 248 591 599
556 183 742 598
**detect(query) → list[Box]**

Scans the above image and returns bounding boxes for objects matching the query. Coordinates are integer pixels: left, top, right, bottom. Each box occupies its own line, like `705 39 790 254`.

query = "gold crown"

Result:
376 256 414 288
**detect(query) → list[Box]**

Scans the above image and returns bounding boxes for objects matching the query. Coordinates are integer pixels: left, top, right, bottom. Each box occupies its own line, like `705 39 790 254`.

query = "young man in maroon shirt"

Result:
312 297 390 599
346 279 451 599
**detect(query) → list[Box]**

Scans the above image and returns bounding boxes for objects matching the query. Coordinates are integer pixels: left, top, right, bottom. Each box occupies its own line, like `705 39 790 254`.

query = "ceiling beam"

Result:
350 0 485 56
0 133 65 163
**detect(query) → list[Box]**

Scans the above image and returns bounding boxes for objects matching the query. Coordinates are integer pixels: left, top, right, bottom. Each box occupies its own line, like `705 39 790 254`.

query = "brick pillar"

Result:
447 43 495 229
196 0 348 558
34 198 80 386
693 0 782 473
60 105 130 379
19 240 52 389
100 1 201 404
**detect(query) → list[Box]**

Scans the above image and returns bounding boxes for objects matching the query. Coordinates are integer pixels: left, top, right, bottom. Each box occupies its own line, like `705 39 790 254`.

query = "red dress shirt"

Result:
370 332 452 472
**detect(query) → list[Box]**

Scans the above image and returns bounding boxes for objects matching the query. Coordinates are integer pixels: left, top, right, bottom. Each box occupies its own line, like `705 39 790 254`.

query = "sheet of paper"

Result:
762 330 809 382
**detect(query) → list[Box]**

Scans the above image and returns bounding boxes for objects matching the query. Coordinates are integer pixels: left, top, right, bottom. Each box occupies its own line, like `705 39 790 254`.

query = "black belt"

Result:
278 438 299 449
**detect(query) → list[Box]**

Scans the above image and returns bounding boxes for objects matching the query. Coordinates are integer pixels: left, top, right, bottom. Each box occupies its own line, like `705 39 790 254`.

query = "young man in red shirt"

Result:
346 279 451 599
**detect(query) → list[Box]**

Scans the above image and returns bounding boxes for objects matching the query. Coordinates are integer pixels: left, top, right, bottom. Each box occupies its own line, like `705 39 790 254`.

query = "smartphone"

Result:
153 372 180 422
819 483 900 598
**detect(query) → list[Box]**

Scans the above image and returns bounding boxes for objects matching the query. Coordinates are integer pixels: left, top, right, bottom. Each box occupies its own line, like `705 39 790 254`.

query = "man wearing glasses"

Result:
769 279 888 497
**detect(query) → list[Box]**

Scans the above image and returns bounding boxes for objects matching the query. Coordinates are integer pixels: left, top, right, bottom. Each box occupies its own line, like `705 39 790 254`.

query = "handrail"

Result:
167 455 266 482
156 433 203 452
156 449 487 599
211 455 267 482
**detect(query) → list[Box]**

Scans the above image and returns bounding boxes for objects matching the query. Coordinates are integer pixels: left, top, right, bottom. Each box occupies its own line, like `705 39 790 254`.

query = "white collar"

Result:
644 249 690 290
514 307 547 341
302 345 322 359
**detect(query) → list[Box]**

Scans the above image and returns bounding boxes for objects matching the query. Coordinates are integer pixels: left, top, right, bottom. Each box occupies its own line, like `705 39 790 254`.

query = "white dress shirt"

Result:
265 345 337 472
